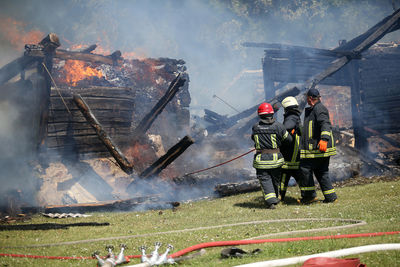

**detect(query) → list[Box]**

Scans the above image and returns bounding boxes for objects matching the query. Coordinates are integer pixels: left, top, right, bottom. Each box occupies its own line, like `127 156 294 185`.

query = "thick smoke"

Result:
2 1 399 115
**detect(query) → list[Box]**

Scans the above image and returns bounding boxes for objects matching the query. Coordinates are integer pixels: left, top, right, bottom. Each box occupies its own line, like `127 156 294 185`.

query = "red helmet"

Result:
258 102 274 116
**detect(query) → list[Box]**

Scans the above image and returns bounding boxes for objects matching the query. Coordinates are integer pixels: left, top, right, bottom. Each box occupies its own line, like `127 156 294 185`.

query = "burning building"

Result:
0 33 195 211
1 5 400 214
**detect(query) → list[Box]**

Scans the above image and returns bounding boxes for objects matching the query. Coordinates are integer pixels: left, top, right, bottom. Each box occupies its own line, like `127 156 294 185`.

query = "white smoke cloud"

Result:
1 0 399 115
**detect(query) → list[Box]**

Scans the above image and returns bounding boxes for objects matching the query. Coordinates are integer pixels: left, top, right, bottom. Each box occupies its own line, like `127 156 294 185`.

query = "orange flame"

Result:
0 17 43 50
125 141 157 172
62 60 103 86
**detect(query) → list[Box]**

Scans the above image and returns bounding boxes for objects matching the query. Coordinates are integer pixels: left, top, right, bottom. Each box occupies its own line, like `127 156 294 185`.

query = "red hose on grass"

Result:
167 231 400 258
2 231 399 261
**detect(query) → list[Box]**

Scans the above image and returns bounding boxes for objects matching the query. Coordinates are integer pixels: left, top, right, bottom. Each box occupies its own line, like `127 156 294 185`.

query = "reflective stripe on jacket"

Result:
252 120 292 169
300 101 336 158
281 109 301 170
282 134 300 169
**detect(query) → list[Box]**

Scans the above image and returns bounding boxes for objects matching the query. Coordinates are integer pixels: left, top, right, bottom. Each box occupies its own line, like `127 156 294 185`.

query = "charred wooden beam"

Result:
132 73 186 139
57 49 123 65
307 8 400 90
139 135 194 179
334 8 400 53
364 126 400 148
73 94 134 174
42 195 160 213
36 33 60 152
225 86 301 136
215 179 260 197
25 47 123 65
80 44 97 53
0 222 109 231
243 42 346 58
0 33 60 86
203 109 231 131
349 60 368 152
0 56 36 85
205 86 300 135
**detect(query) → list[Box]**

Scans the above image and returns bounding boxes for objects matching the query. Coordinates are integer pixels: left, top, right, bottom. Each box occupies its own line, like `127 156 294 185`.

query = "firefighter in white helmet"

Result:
251 102 292 209
280 96 316 203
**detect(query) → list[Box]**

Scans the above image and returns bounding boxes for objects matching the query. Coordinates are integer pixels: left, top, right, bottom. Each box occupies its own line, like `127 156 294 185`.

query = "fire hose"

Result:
0 147 398 263
235 243 400 267
182 148 256 176
1 230 399 262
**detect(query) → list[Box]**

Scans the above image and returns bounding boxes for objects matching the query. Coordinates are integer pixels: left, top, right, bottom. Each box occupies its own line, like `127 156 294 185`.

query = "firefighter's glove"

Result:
318 140 328 152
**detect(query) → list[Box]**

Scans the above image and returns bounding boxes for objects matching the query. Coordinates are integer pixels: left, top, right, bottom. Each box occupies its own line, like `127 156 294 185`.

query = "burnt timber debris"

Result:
41 195 161 213
0 222 109 231
138 135 195 179
131 72 187 140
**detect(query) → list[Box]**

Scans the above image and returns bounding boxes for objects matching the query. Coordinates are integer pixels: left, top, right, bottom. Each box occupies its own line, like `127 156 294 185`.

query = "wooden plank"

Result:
73 94 134 174
244 42 342 57
48 113 132 124
50 87 135 100
132 73 186 138
43 195 161 213
47 122 131 133
224 86 301 136
49 109 133 119
0 56 37 85
46 135 130 148
138 135 194 179
50 97 134 111
353 9 400 53
26 48 123 66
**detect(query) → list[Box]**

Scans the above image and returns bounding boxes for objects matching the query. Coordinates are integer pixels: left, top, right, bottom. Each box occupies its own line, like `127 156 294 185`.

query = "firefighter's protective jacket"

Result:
300 101 336 158
281 108 301 170
252 119 292 169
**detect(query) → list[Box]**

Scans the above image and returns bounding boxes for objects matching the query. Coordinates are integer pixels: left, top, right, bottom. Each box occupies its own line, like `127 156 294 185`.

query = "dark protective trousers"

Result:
280 169 316 200
299 157 337 201
256 168 281 206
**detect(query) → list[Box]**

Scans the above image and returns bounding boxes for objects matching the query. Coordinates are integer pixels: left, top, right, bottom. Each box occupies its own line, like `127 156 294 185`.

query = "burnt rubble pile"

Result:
48 57 191 159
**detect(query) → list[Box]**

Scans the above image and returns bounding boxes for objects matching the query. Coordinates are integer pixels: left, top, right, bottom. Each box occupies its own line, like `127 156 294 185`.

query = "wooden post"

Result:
262 55 276 100
132 73 186 139
138 135 194 179
37 33 60 152
348 60 368 152
73 94 134 174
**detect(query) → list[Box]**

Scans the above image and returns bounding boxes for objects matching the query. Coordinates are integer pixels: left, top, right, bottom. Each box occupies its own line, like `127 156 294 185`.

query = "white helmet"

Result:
281 96 298 108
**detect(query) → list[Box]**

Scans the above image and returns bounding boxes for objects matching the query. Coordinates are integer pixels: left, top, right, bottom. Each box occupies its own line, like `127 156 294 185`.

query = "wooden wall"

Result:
47 87 134 158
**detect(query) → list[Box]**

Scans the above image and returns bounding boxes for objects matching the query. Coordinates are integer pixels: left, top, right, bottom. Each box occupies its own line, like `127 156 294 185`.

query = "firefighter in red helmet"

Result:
251 102 292 209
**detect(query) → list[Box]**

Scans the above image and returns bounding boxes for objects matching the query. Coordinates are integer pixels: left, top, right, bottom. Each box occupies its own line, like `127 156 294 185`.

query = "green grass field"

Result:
1 177 399 266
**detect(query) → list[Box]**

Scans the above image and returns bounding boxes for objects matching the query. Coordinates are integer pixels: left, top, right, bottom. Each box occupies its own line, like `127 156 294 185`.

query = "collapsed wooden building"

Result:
205 8 400 196
0 33 196 210
257 42 400 153
207 8 400 157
